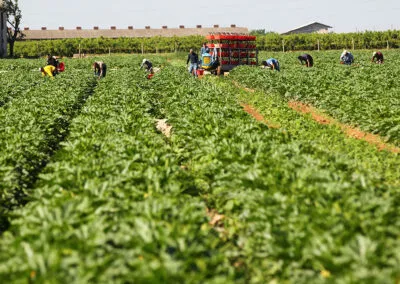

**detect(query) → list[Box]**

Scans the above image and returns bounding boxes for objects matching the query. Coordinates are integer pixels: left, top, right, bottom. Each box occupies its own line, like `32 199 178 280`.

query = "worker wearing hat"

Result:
140 58 153 74
340 50 354 65
372 51 384 64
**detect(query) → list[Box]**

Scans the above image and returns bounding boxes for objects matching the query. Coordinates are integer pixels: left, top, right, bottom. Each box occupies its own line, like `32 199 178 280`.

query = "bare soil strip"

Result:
233 81 399 154
288 101 400 154
288 101 331 125
206 208 225 227
233 80 254 93
241 103 280 129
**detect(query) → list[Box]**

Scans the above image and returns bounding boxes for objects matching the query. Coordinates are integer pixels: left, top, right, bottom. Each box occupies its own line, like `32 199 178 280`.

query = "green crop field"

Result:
0 51 399 283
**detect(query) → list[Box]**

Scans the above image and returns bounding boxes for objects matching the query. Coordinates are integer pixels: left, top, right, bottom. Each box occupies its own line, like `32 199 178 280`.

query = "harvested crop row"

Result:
231 50 400 145
0 65 237 283
0 71 41 107
0 70 95 229
227 74 400 186
144 66 400 283
1 57 399 283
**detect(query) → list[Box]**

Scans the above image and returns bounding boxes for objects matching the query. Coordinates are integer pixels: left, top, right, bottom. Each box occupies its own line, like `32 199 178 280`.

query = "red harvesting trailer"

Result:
201 33 258 73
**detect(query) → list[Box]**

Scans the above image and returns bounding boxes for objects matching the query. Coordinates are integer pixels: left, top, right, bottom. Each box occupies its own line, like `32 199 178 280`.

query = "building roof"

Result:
281 22 333 35
22 26 249 40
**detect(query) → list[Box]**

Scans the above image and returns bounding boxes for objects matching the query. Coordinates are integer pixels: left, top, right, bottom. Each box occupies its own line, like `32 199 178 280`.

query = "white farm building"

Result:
282 22 333 35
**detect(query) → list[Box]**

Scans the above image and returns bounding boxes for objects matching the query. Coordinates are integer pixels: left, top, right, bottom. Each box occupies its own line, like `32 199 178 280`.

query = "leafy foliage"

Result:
231 50 400 144
12 30 400 58
0 55 399 283
14 36 204 57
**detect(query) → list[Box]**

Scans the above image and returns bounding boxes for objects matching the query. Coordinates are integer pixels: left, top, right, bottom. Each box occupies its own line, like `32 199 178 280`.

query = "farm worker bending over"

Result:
262 58 280 71
140 59 154 74
47 54 59 68
372 51 384 64
40 65 56 78
187 49 199 77
340 50 354 65
298 54 313 67
93 61 107 79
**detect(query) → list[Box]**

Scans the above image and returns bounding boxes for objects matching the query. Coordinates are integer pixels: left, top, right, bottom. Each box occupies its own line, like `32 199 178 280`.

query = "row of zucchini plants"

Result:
144 66 400 282
0 60 42 107
223 77 400 186
0 65 239 283
0 66 96 230
0 57 399 283
234 50 400 145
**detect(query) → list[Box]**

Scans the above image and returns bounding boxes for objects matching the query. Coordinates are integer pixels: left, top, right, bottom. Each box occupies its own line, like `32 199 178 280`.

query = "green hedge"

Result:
14 36 204 57
13 30 400 57
257 30 400 51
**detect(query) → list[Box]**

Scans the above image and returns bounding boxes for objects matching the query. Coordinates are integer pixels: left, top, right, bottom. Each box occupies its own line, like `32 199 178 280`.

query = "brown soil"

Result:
233 80 255 93
288 101 331 125
206 208 225 227
206 208 227 235
241 103 280 129
288 101 400 154
234 81 399 154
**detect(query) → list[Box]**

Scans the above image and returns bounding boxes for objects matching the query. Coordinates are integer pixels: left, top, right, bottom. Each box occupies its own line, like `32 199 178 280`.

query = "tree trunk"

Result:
9 40 14 57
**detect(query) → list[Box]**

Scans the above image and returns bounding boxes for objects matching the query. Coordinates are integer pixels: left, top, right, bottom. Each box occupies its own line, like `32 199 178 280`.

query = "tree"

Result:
250 29 276 36
4 0 24 57
250 29 266 36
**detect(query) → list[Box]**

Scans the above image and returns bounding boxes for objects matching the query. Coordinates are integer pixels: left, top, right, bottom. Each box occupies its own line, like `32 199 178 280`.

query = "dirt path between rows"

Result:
235 81 400 154
241 103 280 129
288 101 400 154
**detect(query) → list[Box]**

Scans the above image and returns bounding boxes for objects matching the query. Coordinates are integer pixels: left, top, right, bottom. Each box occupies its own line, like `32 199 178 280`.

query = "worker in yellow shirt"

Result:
40 65 56 78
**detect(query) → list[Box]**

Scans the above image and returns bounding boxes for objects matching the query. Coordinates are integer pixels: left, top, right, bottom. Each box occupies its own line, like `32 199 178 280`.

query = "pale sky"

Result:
18 0 400 33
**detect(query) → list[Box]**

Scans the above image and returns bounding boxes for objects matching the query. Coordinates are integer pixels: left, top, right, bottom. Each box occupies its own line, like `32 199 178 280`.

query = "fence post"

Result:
352 38 355 50
317 40 320 51
109 47 111 56
79 44 81 58
141 42 144 55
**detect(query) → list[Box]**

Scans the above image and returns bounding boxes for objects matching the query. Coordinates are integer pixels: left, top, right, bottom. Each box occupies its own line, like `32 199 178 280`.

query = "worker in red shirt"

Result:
372 51 384 64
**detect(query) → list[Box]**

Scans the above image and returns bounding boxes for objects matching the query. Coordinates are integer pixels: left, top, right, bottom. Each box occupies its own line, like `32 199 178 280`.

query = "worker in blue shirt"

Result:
262 58 280 71
199 43 210 67
200 42 209 55
340 50 354 65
